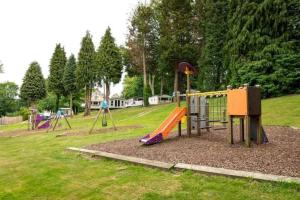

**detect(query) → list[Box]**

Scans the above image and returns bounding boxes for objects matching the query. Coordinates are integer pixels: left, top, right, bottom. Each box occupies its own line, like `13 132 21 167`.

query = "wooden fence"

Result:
0 116 23 125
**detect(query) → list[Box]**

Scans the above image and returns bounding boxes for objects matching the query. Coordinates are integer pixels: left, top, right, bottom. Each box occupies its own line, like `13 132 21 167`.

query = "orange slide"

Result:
140 107 187 145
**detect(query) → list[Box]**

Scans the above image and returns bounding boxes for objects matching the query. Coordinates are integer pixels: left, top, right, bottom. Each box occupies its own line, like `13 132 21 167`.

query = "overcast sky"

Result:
0 0 140 95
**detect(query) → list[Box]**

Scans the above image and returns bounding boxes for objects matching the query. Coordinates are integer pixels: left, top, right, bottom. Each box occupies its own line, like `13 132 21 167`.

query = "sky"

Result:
0 0 141 96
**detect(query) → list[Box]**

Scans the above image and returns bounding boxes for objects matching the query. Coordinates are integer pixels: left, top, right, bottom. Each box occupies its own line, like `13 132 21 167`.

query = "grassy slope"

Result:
0 95 299 200
262 95 300 127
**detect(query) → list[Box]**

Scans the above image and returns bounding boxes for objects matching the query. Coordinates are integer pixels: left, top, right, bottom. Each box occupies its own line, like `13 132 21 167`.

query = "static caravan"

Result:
125 97 144 107
148 95 172 105
109 98 126 109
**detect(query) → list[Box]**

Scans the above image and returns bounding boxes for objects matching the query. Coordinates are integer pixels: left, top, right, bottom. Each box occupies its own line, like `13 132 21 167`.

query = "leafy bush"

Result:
37 94 56 112
19 107 30 121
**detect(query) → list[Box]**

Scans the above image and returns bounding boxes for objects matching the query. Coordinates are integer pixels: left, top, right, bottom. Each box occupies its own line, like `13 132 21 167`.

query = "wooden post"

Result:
239 118 244 142
186 91 191 137
176 91 181 107
52 117 59 131
187 73 190 92
28 115 30 131
89 108 102 134
107 108 117 130
205 102 210 132
222 108 226 128
227 115 233 144
64 116 72 129
196 96 201 136
177 92 181 137
245 116 251 147
46 116 55 133
257 115 262 144
178 121 182 137
30 109 37 130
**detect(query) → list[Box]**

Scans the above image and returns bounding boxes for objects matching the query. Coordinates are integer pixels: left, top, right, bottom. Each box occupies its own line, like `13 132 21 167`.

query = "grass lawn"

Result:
0 95 299 200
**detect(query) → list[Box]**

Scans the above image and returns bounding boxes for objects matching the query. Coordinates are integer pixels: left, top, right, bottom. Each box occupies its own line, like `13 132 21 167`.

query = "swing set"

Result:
89 100 117 134
28 108 72 132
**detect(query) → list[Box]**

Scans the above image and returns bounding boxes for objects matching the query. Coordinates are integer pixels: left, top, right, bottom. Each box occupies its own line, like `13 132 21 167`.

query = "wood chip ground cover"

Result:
86 126 300 178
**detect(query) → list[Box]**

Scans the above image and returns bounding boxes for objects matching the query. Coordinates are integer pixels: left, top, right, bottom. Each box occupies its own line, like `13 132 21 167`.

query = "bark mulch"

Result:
86 126 300 178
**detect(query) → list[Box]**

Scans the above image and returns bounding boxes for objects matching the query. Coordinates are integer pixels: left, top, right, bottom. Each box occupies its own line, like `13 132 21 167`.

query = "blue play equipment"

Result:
89 100 117 134
46 108 71 132
101 100 108 110
101 100 108 127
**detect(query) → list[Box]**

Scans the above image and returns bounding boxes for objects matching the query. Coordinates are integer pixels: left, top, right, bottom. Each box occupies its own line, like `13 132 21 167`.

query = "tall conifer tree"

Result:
76 31 96 116
197 0 228 91
96 27 123 101
48 44 67 111
157 0 198 93
63 54 77 114
20 62 46 106
226 0 300 97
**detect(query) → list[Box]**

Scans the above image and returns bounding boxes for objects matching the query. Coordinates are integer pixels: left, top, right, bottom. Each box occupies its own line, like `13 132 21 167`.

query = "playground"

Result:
0 62 299 199
0 95 300 199
76 62 299 181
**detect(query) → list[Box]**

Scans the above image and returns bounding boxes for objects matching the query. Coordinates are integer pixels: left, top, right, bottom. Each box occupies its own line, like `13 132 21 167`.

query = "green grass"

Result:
262 95 300 127
0 95 299 200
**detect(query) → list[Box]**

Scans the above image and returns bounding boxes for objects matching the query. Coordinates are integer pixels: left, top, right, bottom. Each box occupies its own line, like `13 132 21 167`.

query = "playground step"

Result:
213 127 227 130
208 120 221 122
191 119 207 122
200 126 212 129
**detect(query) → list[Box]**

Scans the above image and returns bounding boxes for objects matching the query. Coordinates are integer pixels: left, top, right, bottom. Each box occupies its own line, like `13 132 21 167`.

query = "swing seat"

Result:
102 120 107 127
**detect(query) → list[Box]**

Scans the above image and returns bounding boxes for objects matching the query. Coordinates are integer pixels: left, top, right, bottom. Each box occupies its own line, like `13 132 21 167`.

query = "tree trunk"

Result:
89 84 93 112
142 37 149 106
174 64 178 94
84 85 90 116
55 94 60 112
142 41 147 88
160 77 163 96
148 74 155 96
69 93 73 116
105 81 110 102
30 101 37 130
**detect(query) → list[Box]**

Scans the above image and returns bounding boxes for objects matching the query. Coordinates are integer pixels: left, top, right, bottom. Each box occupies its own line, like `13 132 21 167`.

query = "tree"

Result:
0 82 18 117
96 27 123 101
197 0 228 91
48 44 67 111
20 62 46 106
157 0 199 94
225 0 300 97
76 31 96 116
37 93 56 112
0 82 18 98
63 54 77 114
126 3 159 105
122 75 143 99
